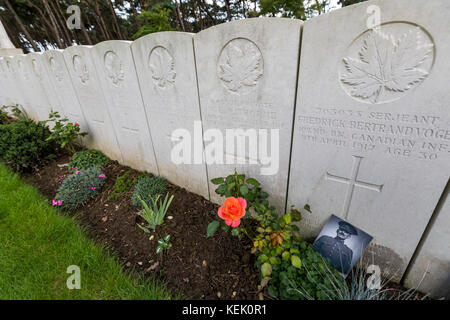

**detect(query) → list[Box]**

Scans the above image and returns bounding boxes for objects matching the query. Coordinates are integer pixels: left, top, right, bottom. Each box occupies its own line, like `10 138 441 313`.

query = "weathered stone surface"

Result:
287 0 450 281
10 54 51 121
90 40 159 174
131 32 208 197
26 52 65 117
42 49 89 133
194 18 302 210
0 57 16 107
63 45 123 162
404 187 450 299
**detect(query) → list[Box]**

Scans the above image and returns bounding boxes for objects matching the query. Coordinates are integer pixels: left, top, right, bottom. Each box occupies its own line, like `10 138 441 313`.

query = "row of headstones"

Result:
0 0 448 298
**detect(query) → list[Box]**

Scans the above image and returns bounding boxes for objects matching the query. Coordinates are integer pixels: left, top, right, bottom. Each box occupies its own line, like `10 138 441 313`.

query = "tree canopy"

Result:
0 0 367 52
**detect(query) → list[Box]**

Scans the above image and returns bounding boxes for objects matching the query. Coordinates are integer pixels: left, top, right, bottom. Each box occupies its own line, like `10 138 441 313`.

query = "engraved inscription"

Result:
326 155 383 219
217 38 263 95
340 23 434 104
148 46 176 89
17 59 29 80
31 59 43 81
297 107 450 161
72 55 89 84
104 51 124 86
49 57 64 82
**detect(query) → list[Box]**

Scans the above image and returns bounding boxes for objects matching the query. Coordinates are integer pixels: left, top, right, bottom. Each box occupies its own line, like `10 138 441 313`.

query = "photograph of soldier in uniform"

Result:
313 215 373 276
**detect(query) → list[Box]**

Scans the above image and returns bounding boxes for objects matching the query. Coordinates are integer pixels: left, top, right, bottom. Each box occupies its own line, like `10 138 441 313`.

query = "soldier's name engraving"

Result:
297 107 450 161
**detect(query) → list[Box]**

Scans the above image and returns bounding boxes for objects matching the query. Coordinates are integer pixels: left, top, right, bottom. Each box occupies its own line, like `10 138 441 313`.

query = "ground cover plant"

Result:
109 170 143 200
69 149 110 173
0 163 173 300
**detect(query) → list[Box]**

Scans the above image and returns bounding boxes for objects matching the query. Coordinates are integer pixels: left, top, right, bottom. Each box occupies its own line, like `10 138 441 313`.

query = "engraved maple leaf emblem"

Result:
149 47 176 89
218 40 263 93
340 28 433 103
104 52 124 86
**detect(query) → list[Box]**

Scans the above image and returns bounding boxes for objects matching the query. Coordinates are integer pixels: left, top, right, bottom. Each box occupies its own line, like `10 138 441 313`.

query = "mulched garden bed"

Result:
24 153 260 300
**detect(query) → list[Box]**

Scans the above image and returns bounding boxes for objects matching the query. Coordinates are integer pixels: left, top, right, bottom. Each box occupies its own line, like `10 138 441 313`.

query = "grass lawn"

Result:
0 163 174 300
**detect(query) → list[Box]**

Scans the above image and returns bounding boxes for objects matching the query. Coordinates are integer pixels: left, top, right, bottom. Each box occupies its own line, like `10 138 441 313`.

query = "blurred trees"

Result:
0 0 355 52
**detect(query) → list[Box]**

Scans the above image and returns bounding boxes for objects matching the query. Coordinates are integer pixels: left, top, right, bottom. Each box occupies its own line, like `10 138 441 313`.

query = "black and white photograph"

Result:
313 215 373 276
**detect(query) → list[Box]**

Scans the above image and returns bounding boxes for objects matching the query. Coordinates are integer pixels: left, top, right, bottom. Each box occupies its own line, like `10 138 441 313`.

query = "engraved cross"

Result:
326 155 383 220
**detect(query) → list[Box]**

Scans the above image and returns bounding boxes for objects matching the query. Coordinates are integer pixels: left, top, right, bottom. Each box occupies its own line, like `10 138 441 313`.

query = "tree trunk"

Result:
174 0 185 31
129 0 142 28
107 0 124 39
85 0 110 41
41 0 65 48
52 0 73 45
224 0 232 22
4 0 39 51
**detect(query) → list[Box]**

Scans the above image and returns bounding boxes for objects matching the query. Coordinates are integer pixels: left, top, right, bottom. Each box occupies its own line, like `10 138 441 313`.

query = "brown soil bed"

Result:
24 154 260 300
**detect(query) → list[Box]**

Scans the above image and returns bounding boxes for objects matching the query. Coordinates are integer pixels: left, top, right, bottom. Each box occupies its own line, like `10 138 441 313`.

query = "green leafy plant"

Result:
251 205 310 289
136 193 174 233
2 104 28 121
266 240 346 300
69 149 110 173
211 170 269 208
156 234 172 254
132 176 168 208
207 170 270 238
0 119 58 172
0 108 10 125
44 111 88 153
132 5 177 40
109 171 143 201
55 167 106 211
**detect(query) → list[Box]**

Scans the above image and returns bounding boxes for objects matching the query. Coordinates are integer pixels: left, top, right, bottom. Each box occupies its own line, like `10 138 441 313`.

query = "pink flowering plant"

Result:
54 167 106 211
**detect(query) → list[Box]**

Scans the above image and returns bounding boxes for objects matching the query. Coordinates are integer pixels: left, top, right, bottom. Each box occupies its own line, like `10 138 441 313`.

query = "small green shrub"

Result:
132 176 168 207
55 167 106 211
0 119 58 172
109 171 143 201
0 109 10 124
69 149 109 173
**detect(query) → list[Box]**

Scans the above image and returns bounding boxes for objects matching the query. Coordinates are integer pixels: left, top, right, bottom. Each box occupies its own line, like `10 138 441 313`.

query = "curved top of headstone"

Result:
132 31 194 47
195 17 303 38
0 19 15 49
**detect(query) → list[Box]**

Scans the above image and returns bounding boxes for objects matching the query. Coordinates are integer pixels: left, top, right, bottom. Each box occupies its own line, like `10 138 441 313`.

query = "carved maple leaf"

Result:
341 28 433 103
104 52 124 86
149 48 176 88
218 41 263 93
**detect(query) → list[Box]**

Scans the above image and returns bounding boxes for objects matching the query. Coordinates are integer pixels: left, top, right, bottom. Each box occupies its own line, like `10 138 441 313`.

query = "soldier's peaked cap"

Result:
338 221 358 235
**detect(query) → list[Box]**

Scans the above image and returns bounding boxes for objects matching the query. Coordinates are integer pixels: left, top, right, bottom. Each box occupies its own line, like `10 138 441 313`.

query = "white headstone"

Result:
63 45 123 162
0 57 14 106
194 18 302 210
42 49 89 132
1 56 29 116
287 0 450 281
10 54 51 121
131 32 208 197
404 187 450 299
27 52 65 117
90 40 159 174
